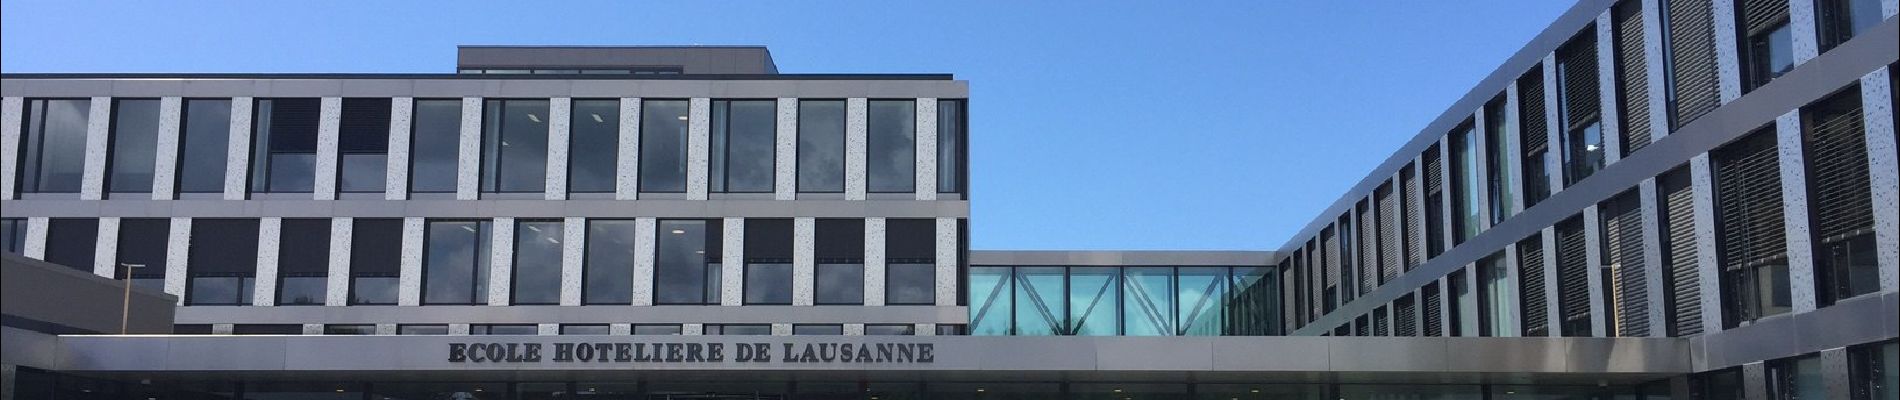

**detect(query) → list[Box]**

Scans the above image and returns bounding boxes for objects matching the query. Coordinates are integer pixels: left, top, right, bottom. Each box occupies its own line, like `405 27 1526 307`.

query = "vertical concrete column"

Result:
1500 243 1523 336
1641 0 1674 140
687 98 711 200
1382 302 1397 336
151 97 182 199
455 97 482 200
0 97 22 200
771 323 792 336
631 217 656 306
864 217 888 306
313 97 341 200
303 324 322 335
844 324 866 336
1596 13 1627 164
1822 347 1853 400
845 98 869 200
1345 205 1361 297
936 218 959 306
1504 84 1529 214
254 218 280 306
1860 68 1899 293
560 217 585 306
1583 206 1609 337
775 98 797 200
1472 106 1493 230
793 217 816 306
224 98 253 200
164 217 192 304
1788 0 1821 65
1742 362 1768 400
385 98 413 200
90 217 119 278
915 323 936 336
721 217 745 306
22 217 47 259
449 324 470 335
1774 111 1819 312
1638 179 1669 336
487 217 515 306
326 217 353 306
1541 226 1563 336
915 99 939 200
398 217 425 306
615 98 641 200
610 324 632 335
544 98 571 200
375 323 397 335
1713 0 1744 103
1463 262 1481 337
79 97 110 200
1435 275 1453 336
1690 155 1726 331
1541 54 1565 194
538 324 559 336
212 324 233 335
683 324 706 336
1437 134 1457 253
1408 157 1427 266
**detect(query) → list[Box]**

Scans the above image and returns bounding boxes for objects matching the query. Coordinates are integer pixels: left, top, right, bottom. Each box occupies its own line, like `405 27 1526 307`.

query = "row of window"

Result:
1279 0 1892 335
966 266 1273 336
171 323 967 336
11 97 967 197
1690 340 1897 400
0 217 949 307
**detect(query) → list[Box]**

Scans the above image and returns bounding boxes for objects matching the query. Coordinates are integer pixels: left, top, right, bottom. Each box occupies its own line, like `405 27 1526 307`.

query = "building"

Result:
0 0 1896 399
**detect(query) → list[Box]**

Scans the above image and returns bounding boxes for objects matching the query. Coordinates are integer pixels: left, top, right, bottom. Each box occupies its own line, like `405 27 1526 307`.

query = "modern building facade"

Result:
0 0 1895 399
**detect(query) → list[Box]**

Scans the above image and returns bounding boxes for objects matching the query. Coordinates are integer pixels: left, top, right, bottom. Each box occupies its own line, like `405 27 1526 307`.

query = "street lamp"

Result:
118 263 145 334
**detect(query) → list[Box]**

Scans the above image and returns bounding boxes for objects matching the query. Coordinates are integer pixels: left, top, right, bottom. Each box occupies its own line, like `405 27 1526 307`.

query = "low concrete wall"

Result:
1 253 175 335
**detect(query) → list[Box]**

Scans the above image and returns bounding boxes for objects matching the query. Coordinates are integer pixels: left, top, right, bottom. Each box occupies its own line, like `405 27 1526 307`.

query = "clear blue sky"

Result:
1 0 1573 251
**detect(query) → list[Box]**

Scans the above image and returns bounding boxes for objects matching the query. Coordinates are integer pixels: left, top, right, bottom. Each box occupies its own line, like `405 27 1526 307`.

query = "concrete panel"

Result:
1637 179 1667 336
313 97 341 200
91 217 118 278
385 98 413 200
1713 0 1743 103
845 98 868 200
687 98 710 200
0 97 21 200
914 98 938 200
1789 0 1821 65
326 217 353 306
1861 68 1899 293
399 217 424 306
151 97 182 199
253 217 280 306
632 217 656 306
615 98 641 200
794 217 816 306
456 97 481 200
1597 11 1627 164
544 98 571 200
487 217 515 306
1583 206 1607 337
722 217 744 306
225 98 253 200
1640 0 1672 140
22 217 47 259
164 217 192 303
560 217 585 306
864 217 887 306
776 98 797 200
936 218 959 306
80 97 110 200
1774 111 1818 313
1327 337 1448 372
1689 155 1725 332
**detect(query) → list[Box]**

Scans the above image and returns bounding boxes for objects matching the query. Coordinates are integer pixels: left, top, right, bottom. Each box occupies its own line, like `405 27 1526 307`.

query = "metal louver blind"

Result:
1666 0 1721 129
1402 168 1425 269
1660 170 1703 336
1560 34 1601 128
1806 93 1872 242
1741 0 1790 35
1423 284 1444 337
1518 237 1550 336
1395 297 1418 336
1359 204 1378 292
1378 185 1402 282
1603 194 1650 337
1354 317 1369 336
1519 68 1550 155
1715 131 1786 271
1323 230 1340 289
1614 1 1653 155
1373 310 1388 336
1424 146 1444 194
1557 218 1591 336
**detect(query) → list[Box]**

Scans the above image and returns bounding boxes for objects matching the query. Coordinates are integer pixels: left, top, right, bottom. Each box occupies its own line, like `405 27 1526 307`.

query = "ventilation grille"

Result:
1559 32 1602 128
1615 1 1653 155
1604 194 1650 337
1807 93 1872 242
1378 185 1402 281
1660 171 1703 336
1715 131 1786 271
1395 297 1418 336
1557 218 1591 336
1423 284 1444 337
1519 237 1550 337
1666 0 1721 129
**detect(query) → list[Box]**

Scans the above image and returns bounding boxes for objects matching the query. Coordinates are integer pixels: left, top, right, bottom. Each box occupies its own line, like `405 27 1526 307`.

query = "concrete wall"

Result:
1 253 175 334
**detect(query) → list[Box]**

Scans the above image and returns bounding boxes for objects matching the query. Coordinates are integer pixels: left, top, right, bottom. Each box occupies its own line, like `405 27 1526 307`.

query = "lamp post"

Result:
119 263 145 334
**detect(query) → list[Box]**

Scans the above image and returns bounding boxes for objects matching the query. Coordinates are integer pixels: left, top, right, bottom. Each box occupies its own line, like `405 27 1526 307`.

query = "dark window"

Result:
633 324 683 335
107 99 161 194
1449 122 1482 244
251 98 320 193
178 99 232 193
471 324 537 335
561 324 610 335
275 219 330 306
1602 191 1650 336
45 218 97 273
815 219 865 305
711 100 776 193
409 99 463 193
639 99 689 193
1483 96 1516 224
1557 33 1604 186
1613 1 1655 157
584 219 637 305
231 324 300 335
186 219 259 306
423 220 491 305
709 324 770 335
349 219 402 305
797 100 846 193
886 219 937 305
868 100 915 193
654 219 720 305
480 99 550 193
173 324 213 334
793 324 843 335
1802 89 1878 305
324 325 374 335
339 98 392 193
1556 216 1592 336
568 99 620 193
1818 0 1885 51
116 218 169 292
1422 145 1446 258
938 100 966 193
936 324 967 335
865 324 915 335
1766 354 1824 400
1714 129 1790 326
1518 67 1553 207
1847 341 1898 400
1518 235 1550 337
20 99 90 193
1660 0 1722 129
1658 168 1704 336
0 218 23 254
744 219 794 305
1739 0 1794 93
512 219 563 305
1448 268 1474 336
398 325 449 335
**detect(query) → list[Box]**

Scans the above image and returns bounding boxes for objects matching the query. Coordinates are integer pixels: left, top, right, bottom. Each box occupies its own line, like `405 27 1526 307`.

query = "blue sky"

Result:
1 1 1573 251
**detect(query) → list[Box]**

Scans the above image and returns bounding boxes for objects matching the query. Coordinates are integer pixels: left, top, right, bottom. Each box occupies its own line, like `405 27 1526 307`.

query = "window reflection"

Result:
108 99 161 195
252 98 321 193
568 100 620 193
178 99 233 193
409 100 464 193
712 100 776 192
423 220 491 305
22 99 91 193
480 99 551 193
797 100 845 193
640 100 690 193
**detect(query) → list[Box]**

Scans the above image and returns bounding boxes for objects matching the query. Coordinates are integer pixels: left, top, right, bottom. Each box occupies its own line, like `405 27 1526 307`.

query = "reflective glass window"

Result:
968 266 1014 335
797 100 845 192
744 219 793 305
115 218 169 291
1013 266 1065 336
938 100 965 193
867 100 915 192
21 99 91 193
186 219 259 306
479 99 551 193
1068 267 1121 336
583 219 636 305
177 99 232 193
1177 267 1229 336
815 219 864 305
1122 267 1176 336
423 220 491 305
568 99 619 193
655 219 720 305
107 99 161 194
251 98 320 193
275 218 330 306
712 100 776 192
639 99 689 193
409 99 463 193
512 219 563 305
349 218 402 305
338 98 391 193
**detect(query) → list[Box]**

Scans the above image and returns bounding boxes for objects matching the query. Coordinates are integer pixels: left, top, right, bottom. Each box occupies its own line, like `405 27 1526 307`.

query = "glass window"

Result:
583 219 637 305
793 324 843 335
712 100 776 193
797 100 845 192
275 218 330 306
409 99 463 193
1339 384 1481 399
968 266 1013 335
1767 355 1825 400
0 218 24 254
655 219 720 305
1848 342 1897 400
867 100 915 193
339 98 391 193
186 219 260 306
885 219 937 305
115 218 169 292
633 324 683 335
20 99 91 193
864 324 916 335
938 99 965 193
178 99 232 193
815 219 864 305
1556 57 1605 185
349 218 402 305
1484 97 1516 224
251 98 320 193
639 99 689 193
324 324 374 335
1479 253 1517 337
1068 267 1121 336
561 324 610 335
397 324 449 335
471 324 537 335
107 99 161 194
480 99 550 193
231 324 299 335
568 99 620 193
1013 266 1065 336
423 220 491 305
708 324 770 335
1819 0 1885 51
886 263 936 306
512 219 563 305
744 219 793 305
1177 267 1229 336
1744 23 1794 92
1122 267 1176 336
